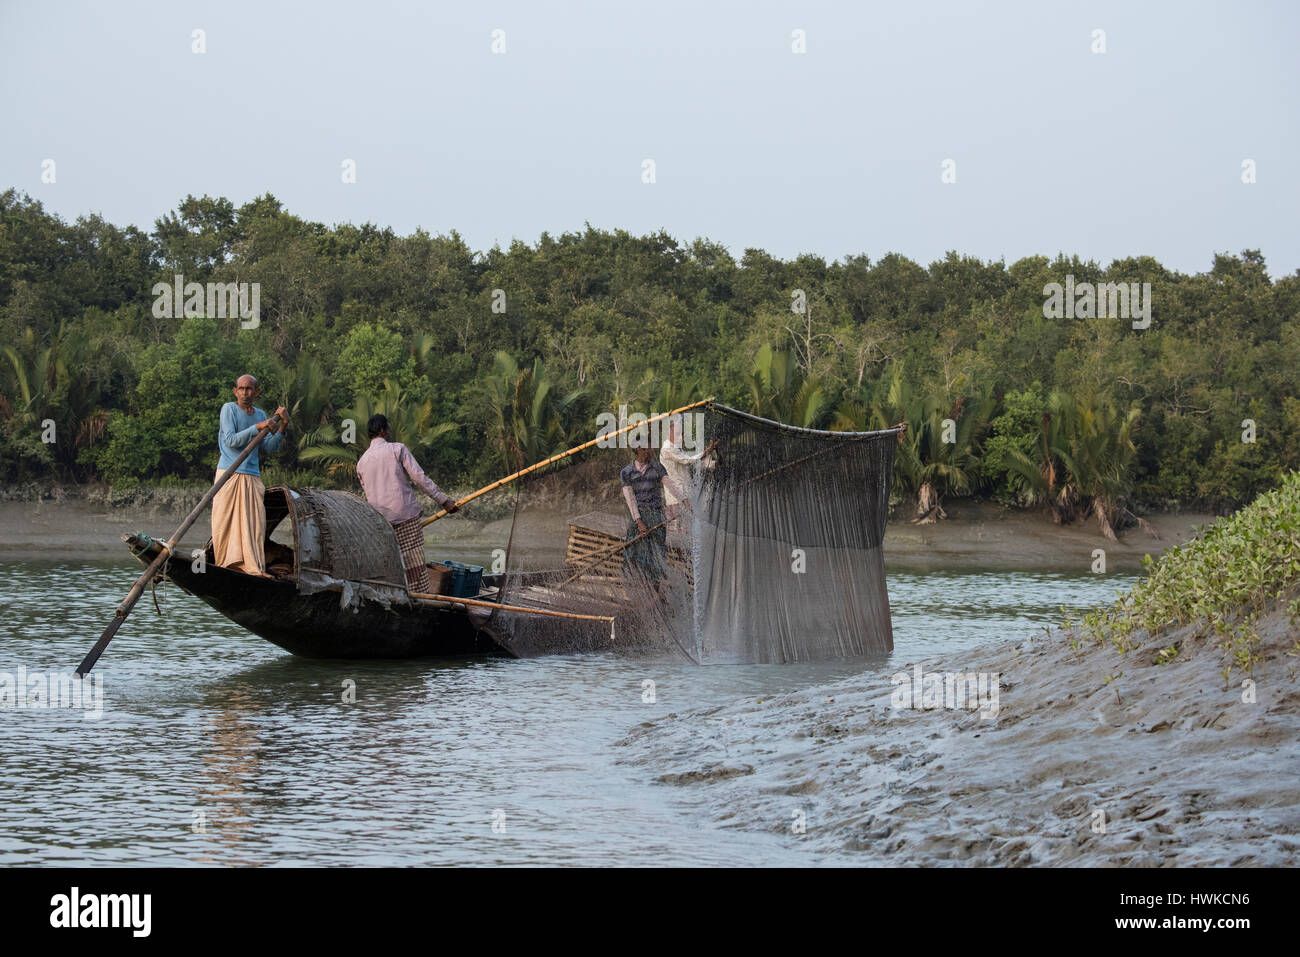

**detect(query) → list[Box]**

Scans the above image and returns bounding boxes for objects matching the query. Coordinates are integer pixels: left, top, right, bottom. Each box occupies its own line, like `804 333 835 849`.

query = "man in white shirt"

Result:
659 416 718 532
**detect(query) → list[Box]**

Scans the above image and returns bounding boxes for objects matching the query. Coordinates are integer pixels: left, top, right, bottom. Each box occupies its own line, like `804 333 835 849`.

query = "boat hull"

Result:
127 537 509 659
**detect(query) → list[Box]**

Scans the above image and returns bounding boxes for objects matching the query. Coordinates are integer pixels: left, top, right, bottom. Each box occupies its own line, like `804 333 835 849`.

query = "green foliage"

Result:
0 189 1294 522
1005 391 1142 539
1083 470 1300 681
852 364 994 519
334 322 425 405
91 317 253 481
1 323 120 479
298 379 456 481
483 352 586 472
279 353 334 456
0 426 55 481
746 343 824 429
981 385 1046 506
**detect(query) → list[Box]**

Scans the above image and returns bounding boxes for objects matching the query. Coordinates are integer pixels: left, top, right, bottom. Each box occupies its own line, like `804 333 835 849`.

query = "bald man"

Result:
212 374 287 577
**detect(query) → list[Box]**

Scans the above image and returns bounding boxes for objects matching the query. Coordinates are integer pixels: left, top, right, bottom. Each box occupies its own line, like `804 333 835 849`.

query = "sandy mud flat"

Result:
617 603 1299 865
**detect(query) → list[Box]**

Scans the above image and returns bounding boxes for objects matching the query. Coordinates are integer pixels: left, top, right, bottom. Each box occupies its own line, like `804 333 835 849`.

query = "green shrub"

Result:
1083 470 1300 681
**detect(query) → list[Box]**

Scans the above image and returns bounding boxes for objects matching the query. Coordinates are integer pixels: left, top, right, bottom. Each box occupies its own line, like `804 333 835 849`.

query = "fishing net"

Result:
479 403 900 663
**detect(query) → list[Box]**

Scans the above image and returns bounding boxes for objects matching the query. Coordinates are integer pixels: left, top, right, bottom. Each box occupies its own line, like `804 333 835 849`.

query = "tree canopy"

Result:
2 188 1295 525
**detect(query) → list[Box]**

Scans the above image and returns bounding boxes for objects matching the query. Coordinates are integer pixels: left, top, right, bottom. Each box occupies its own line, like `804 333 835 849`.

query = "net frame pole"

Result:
706 402 906 440
422 397 715 526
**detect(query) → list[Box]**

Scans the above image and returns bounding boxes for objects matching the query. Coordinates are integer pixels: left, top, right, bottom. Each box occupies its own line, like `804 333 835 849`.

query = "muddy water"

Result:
0 559 1130 865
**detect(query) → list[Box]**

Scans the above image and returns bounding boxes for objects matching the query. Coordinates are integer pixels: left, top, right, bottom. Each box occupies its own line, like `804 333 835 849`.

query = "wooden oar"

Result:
421 398 714 527
75 413 286 676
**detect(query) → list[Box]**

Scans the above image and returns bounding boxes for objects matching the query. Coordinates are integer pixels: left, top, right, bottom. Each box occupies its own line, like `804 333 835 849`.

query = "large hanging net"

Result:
478 403 900 663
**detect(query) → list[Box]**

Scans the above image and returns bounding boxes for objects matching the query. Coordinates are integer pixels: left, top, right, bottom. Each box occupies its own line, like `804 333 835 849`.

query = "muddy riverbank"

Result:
0 492 1215 573
616 597 1299 865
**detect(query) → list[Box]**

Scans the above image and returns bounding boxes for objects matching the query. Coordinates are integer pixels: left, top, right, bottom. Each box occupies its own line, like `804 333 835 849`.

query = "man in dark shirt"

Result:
620 441 688 596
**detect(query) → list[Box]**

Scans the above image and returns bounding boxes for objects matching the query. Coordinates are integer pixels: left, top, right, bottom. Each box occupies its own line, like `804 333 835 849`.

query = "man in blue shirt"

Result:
212 374 287 576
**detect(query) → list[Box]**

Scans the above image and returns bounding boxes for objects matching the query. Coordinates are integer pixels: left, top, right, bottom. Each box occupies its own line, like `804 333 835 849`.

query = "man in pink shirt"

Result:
355 414 458 593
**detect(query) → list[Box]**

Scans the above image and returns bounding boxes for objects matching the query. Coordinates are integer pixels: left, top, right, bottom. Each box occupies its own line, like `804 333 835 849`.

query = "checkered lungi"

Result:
392 517 431 593
624 506 668 583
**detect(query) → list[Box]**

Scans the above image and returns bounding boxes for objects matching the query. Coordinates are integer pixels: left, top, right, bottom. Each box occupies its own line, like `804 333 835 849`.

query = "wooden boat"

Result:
125 486 510 658
108 401 900 666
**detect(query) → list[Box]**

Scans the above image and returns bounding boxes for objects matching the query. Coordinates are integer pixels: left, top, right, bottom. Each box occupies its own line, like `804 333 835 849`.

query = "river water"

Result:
0 559 1132 866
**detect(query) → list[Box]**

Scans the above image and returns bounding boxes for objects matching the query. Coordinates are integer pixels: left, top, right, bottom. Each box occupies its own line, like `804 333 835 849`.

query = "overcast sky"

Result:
2 0 1297 275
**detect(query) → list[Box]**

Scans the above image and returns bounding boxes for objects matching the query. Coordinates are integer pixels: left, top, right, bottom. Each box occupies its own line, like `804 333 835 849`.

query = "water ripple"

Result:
0 560 1130 865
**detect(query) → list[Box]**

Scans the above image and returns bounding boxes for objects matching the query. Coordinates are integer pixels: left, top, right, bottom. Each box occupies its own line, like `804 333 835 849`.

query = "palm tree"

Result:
911 393 995 523
484 352 586 472
3 325 112 476
746 343 824 429
848 364 993 523
1005 391 1076 524
1059 398 1143 540
298 379 457 480
3 333 55 433
1007 391 1142 540
275 354 334 459
650 375 704 415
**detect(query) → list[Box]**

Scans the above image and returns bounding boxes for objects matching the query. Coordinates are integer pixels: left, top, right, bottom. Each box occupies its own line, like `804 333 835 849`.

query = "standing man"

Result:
659 416 718 532
620 438 689 598
356 414 458 593
213 374 287 577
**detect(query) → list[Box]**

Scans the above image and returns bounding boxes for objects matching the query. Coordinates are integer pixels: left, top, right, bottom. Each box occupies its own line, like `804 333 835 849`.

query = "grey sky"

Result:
3 0 1297 275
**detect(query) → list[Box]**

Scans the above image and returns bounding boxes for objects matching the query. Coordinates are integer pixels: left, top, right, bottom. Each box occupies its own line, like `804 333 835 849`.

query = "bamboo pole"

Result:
76 412 287 676
409 591 614 624
421 398 714 527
